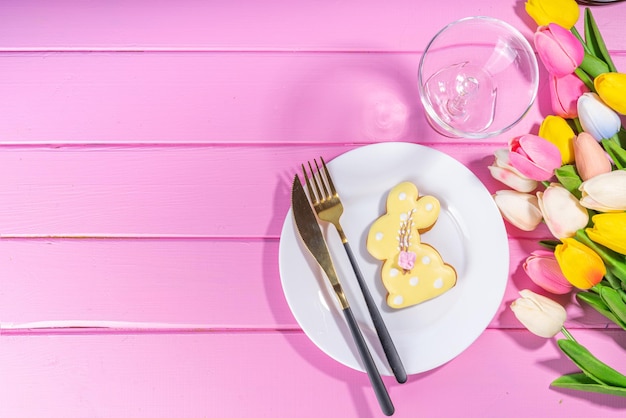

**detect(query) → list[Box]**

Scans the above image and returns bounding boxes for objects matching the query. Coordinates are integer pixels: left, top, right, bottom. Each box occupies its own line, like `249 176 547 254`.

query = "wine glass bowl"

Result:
418 16 539 138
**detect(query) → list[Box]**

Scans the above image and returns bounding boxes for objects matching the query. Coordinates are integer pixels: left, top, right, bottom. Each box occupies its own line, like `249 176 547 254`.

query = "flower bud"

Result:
524 250 573 294
534 23 584 77
508 134 562 181
525 0 580 29
493 190 543 231
555 238 606 289
579 170 626 212
594 72 626 115
573 132 612 181
586 213 626 255
578 93 622 141
538 115 576 164
537 183 589 239
549 73 590 119
510 289 567 338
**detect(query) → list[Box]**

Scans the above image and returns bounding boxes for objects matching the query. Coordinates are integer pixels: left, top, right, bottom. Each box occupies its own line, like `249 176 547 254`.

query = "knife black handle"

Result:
343 242 407 384
342 306 394 416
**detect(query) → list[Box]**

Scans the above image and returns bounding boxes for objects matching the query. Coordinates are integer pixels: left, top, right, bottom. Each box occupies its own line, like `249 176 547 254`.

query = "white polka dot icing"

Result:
409 276 419 286
389 268 399 277
398 192 407 201
422 256 431 265
375 232 384 241
433 278 444 289
393 295 404 305
425 203 433 211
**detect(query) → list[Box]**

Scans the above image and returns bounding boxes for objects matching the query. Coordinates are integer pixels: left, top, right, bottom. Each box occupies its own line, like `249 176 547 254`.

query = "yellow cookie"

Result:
367 182 457 309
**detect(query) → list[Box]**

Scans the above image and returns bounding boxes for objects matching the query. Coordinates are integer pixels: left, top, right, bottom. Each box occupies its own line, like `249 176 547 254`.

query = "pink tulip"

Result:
550 73 590 118
524 250 573 294
573 132 612 181
534 23 584 77
508 134 562 181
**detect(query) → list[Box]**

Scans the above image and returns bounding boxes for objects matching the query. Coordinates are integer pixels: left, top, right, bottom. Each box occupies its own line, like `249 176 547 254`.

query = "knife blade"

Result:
291 175 394 416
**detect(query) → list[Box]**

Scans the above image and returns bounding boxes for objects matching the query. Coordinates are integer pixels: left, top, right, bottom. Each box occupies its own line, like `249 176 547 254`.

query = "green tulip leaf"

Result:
600 286 626 325
557 339 626 388
539 240 559 250
576 292 625 329
584 8 617 72
579 52 610 79
555 165 583 198
602 139 626 170
552 373 626 397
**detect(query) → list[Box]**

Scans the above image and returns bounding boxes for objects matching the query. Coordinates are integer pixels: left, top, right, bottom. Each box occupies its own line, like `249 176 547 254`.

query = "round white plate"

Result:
278 142 508 375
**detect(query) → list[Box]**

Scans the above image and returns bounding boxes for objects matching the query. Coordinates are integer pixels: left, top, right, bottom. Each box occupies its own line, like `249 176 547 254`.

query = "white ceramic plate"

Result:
278 142 508 375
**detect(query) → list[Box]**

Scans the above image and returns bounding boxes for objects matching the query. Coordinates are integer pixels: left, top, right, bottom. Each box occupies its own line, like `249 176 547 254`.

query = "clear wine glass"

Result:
418 16 539 138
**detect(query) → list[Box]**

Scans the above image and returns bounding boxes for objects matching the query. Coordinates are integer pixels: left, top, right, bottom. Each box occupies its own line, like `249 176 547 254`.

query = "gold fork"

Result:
302 158 407 384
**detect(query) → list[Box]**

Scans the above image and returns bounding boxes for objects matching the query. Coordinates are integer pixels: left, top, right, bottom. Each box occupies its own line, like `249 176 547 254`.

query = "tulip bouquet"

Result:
490 0 626 396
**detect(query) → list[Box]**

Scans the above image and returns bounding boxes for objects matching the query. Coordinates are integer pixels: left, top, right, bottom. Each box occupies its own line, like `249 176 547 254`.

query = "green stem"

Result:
572 117 584 134
575 67 595 92
561 327 577 343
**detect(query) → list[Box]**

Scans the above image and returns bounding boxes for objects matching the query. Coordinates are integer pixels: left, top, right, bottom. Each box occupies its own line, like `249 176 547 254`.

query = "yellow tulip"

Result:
595 72 626 115
525 0 579 29
586 213 626 255
539 115 576 164
555 238 606 289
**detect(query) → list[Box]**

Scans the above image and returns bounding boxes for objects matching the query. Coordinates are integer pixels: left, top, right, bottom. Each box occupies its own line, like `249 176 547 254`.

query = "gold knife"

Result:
291 175 394 416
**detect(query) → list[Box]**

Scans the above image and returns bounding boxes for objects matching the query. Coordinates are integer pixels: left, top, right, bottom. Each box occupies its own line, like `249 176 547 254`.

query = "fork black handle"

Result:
343 242 408 384
343 306 395 416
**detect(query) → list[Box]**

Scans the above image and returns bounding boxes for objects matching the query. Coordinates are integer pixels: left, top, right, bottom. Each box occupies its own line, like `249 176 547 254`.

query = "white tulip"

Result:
511 289 567 338
493 190 543 231
579 170 626 212
537 183 589 239
578 93 621 141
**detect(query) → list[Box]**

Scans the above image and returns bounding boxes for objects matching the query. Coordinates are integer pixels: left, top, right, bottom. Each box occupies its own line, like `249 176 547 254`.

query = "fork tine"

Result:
314 159 330 199
301 163 318 204
320 157 337 197
308 161 325 204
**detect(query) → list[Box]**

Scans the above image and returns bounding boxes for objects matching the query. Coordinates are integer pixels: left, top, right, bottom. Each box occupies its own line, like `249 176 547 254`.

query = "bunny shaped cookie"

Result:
367 182 457 309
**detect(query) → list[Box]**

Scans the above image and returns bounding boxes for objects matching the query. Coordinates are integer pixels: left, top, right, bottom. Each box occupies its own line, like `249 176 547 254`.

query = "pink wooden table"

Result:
2 1 626 416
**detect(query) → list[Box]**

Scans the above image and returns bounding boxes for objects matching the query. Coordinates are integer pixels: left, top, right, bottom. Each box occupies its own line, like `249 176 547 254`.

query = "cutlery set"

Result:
291 158 406 416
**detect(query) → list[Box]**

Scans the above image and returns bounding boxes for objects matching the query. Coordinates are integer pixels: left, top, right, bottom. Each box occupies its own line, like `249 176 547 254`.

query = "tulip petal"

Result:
539 114 576 164
524 251 573 294
537 184 589 239
535 24 584 77
509 135 562 181
488 165 538 193
595 72 626 115
511 289 567 338
525 0 579 29
579 170 626 211
578 93 622 141
586 213 626 255
555 238 606 289
573 132 612 181
493 190 543 231
549 74 590 119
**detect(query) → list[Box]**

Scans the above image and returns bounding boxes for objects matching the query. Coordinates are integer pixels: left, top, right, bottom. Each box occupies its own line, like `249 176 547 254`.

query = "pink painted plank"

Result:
0 0 625 52
0 143 555 237
1 330 626 417
1 51 624 144
0 238 611 328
